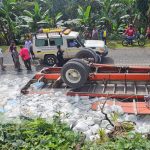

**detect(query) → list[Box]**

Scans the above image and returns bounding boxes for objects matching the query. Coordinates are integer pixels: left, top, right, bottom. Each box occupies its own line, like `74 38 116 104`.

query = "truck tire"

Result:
68 58 91 73
102 51 108 57
44 55 57 66
61 61 89 88
75 49 99 63
96 54 101 63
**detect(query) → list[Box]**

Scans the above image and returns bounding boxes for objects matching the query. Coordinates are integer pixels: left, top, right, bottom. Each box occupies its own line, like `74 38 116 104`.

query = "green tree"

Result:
0 0 33 44
22 2 49 32
136 0 150 29
77 5 92 26
0 0 18 44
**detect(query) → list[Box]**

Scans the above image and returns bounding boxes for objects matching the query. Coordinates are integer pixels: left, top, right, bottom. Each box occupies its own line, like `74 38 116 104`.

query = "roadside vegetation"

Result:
1 39 150 53
0 114 150 150
0 0 150 45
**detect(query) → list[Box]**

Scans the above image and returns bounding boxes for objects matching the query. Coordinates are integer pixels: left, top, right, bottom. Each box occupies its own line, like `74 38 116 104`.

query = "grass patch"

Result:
0 46 9 52
107 40 150 49
0 40 150 52
0 45 21 53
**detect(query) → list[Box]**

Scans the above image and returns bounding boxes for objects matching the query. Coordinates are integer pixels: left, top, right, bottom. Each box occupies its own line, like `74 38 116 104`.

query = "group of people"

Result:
0 37 35 72
83 26 107 44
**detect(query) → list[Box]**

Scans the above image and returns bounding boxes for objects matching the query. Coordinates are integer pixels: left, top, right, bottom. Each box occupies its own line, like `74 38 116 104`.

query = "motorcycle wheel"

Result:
138 39 145 47
122 40 128 46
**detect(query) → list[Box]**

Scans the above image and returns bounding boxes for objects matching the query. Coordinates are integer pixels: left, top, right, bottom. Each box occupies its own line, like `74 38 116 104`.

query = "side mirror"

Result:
76 44 80 48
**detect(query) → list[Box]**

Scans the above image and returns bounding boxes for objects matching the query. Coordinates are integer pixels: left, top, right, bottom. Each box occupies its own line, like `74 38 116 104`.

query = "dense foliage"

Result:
0 116 82 150
82 133 150 150
0 0 150 44
0 116 150 150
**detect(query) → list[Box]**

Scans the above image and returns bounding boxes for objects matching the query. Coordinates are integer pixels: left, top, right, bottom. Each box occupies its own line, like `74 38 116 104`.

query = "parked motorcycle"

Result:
122 34 146 46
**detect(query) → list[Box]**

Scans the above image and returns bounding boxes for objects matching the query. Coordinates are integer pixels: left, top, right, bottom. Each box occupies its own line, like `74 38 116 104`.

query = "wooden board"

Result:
91 100 150 115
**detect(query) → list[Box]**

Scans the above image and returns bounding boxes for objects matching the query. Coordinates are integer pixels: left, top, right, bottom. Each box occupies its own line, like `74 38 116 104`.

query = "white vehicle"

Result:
32 28 108 66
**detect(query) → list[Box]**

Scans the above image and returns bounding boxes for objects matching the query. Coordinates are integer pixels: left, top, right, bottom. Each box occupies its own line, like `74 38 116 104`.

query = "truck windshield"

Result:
77 34 85 47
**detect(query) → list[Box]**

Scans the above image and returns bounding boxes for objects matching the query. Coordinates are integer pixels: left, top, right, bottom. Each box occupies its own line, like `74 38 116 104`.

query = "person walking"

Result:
57 45 64 67
20 46 32 70
0 48 6 71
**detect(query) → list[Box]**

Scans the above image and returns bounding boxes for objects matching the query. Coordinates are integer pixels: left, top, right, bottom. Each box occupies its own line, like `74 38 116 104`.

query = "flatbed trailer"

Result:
21 63 150 115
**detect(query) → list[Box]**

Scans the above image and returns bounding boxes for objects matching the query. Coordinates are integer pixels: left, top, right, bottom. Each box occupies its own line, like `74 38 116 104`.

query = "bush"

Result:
0 116 82 150
82 133 150 150
0 116 150 150
108 33 123 40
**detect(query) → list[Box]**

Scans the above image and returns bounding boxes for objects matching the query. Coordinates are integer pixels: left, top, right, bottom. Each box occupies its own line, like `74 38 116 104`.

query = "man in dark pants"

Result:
12 49 21 71
57 45 64 67
29 44 35 59
8 41 17 67
20 46 32 70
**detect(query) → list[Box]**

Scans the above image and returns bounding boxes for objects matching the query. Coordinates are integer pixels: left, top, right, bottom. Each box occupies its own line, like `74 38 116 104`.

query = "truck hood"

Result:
84 40 105 48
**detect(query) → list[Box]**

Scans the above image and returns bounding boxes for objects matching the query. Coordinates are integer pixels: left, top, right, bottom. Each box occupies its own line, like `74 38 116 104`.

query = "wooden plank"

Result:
91 101 150 115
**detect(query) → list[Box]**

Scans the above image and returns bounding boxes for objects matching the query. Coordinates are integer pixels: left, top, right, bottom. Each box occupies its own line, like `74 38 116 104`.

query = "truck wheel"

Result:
68 58 91 73
102 51 108 57
44 55 57 66
75 49 99 63
96 54 101 63
61 61 89 88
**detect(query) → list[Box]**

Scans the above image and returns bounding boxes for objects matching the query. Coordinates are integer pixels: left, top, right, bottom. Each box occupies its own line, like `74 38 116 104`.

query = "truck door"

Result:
49 38 68 59
66 39 81 58
34 38 50 58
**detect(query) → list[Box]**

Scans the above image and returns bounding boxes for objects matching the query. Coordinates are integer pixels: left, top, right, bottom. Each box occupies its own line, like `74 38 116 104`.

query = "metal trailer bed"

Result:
21 63 150 114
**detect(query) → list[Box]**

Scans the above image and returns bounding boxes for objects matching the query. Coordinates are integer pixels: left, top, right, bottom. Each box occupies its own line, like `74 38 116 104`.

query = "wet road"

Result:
1 47 150 75
103 47 150 65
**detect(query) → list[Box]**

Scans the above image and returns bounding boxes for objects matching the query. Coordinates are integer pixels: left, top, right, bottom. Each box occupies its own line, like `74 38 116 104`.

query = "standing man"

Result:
57 45 64 67
146 26 150 39
25 36 32 51
29 43 35 59
92 27 98 40
102 26 107 45
12 49 21 71
8 41 17 66
0 48 5 71
20 46 32 70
